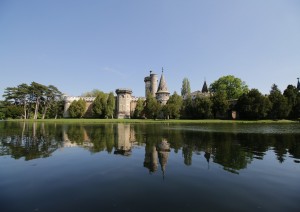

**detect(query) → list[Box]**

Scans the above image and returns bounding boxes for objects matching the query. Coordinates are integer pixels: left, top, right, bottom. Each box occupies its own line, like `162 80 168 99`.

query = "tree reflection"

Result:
1 122 300 173
0 122 63 160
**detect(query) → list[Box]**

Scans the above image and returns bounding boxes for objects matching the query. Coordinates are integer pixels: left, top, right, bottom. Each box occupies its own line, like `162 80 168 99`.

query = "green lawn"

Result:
3 118 298 124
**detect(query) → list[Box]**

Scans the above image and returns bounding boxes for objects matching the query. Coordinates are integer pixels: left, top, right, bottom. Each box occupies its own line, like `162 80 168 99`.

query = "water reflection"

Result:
0 122 299 174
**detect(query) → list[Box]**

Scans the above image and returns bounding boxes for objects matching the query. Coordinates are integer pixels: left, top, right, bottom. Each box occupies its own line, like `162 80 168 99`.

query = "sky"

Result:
0 0 299 98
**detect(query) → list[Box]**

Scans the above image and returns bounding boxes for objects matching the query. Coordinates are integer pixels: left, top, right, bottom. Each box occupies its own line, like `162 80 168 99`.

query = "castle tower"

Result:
156 69 170 105
144 71 158 97
115 89 132 119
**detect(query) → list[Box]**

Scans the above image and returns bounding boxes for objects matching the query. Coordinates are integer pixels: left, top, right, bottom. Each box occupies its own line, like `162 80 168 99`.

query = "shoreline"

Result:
1 119 298 124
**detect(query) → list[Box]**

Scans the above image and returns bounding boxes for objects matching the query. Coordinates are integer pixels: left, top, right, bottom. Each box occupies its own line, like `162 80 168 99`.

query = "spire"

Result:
202 80 208 93
297 78 300 91
156 69 169 93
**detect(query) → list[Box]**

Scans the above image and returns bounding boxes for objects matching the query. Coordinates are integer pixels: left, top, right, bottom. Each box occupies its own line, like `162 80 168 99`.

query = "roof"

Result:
202 81 208 93
156 72 169 94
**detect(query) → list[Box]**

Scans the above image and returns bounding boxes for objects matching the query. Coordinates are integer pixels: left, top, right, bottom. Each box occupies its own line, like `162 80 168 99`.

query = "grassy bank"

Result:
2 118 298 124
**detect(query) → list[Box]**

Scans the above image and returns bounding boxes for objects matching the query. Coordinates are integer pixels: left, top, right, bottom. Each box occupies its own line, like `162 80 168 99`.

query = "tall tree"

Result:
106 92 115 119
181 78 191 97
41 85 62 119
209 75 248 99
30 82 47 119
268 84 289 119
92 92 108 118
236 89 271 120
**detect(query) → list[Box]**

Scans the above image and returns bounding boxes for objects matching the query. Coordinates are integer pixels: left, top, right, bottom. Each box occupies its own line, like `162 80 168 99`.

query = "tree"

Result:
41 85 62 119
181 94 193 119
106 92 115 119
211 91 229 118
0 101 6 119
236 89 271 120
193 95 212 119
30 82 47 119
209 75 248 99
144 92 161 119
3 83 30 119
165 92 183 119
68 99 86 118
133 98 145 118
283 85 299 118
181 78 191 97
82 89 104 97
92 92 108 118
268 84 289 119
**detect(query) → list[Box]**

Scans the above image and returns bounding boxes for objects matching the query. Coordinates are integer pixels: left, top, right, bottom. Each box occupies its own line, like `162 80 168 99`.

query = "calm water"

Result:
0 121 300 212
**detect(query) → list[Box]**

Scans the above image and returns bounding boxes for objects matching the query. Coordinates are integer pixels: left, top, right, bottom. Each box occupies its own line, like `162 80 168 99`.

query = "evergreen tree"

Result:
41 85 62 119
268 84 289 119
106 92 115 118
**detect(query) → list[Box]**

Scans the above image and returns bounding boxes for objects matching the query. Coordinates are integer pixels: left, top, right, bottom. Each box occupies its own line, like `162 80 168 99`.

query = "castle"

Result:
63 70 170 118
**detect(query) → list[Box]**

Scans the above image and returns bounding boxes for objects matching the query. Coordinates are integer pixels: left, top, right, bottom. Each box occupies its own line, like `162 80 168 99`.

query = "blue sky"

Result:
0 0 299 98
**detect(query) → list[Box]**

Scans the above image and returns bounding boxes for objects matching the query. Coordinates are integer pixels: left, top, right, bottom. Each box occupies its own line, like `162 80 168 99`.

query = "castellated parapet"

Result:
63 96 96 118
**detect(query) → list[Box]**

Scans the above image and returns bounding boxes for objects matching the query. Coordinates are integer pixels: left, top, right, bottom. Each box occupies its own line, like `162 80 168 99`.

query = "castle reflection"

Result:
144 138 170 177
0 122 300 175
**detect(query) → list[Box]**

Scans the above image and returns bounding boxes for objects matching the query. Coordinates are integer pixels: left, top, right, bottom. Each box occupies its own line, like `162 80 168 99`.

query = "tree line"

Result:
1 75 299 120
134 75 300 120
0 82 63 119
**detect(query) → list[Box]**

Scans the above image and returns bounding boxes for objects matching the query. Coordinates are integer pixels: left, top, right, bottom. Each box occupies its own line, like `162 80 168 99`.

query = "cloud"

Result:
101 67 127 78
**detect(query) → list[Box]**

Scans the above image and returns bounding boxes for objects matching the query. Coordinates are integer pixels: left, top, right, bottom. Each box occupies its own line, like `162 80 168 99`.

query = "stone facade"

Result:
115 89 132 119
63 70 170 118
63 96 95 118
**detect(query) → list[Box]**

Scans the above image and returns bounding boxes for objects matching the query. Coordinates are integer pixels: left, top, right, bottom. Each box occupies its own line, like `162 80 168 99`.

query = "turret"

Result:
115 88 132 119
144 70 157 97
155 68 170 105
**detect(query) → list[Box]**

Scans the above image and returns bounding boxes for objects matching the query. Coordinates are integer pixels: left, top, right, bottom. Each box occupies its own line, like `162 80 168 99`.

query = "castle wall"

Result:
63 96 96 118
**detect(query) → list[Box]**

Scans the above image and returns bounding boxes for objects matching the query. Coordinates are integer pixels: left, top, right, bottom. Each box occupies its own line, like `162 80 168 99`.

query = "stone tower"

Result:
115 88 132 119
156 69 170 105
144 71 158 97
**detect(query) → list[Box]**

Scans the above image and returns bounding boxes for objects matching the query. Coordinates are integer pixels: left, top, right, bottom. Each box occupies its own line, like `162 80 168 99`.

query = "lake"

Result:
0 121 299 212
